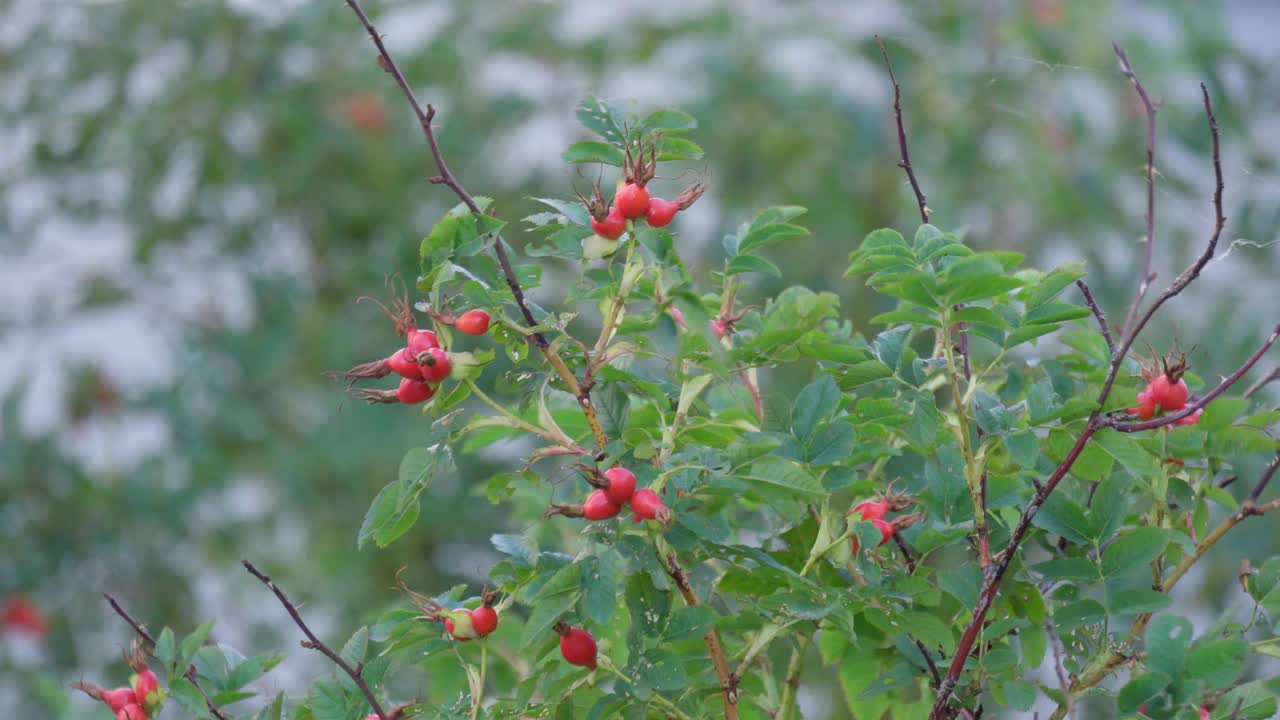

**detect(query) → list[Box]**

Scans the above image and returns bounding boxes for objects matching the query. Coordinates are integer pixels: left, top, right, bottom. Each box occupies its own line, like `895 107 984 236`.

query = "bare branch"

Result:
243 560 387 720
1114 44 1159 341
877 36 929 224
1076 280 1116 358
1244 366 1280 398
1045 620 1076 720
102 593 229 720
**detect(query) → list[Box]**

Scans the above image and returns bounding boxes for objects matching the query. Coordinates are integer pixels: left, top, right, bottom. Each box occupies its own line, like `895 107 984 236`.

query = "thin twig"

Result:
1076 280 1116 359
664 552 739 720
1044 619 1076 720
877 36 929 224
1244 366 1279 398
342 0 609 451
1114 44 1159 341
243 561 388 720
102 593 229 720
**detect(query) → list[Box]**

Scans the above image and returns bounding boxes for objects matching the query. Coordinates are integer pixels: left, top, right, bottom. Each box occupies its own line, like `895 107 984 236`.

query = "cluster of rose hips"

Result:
581 138 705 251
1127 348 1202 427
544 465 673 525
342 306 490 406
73 645 163 720
848 484 921 553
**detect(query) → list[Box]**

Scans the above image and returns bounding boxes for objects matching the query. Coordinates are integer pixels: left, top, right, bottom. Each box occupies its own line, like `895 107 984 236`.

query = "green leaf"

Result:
726 254 782 277
742 456 824 499
656 136 704 161
491 533 537 568
640 109 697 133
808 421 856 465
1110 589 1171 615
1023 301 1091 326
1054 599 1106 629
1032 557 1097 581
953 306 1011 329
1145 614 1193 678
792 375 841 441
626 572 671 636
1102 527 1170 578
155 628 176 670
839 361 894 389
309 680 350 720
1033 492 1091 544
636 648 688 692
562 140 624 166
1027 262 1086 308
1117 672 1172 713
1186 639 1248 687
576 95 627 142
226 651 286 691
357 480 419 550
663 606 714 642
170 678 210 717
1027 378 1062 424
579 553 623 626
972 388 1012 435
178 620 214 675
520 566 581 650
1095 430 1161 481
739 222 809 256
340 626 368 668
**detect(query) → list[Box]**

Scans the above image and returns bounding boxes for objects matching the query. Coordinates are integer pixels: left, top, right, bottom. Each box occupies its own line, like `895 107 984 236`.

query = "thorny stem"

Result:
343 0 609 453
664 551 740 720
102 593 229 720
243 560 388 720
1076 280 1116 358
1114 44 1160 342
941 310 991 570
877 36 929 223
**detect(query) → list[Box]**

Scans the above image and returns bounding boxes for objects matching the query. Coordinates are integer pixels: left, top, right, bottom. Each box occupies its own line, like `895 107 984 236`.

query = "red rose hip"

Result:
470 605 499 637
407 328 440 354
557 624 598 670
132 670 159 705
602 467 637 504
397 378 435 404
614 182 650 220
455 310 491 336
117 704 147 720
850 499 889 522
102 687 137 713
416 347 452 383
645 197 679 227
386 348 423 380
583 490 622 521
629 488 671 524
590 206 626 240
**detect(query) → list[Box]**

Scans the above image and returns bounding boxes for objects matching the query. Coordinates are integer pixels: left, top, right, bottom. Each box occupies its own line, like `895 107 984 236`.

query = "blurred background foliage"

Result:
2 0 1278 717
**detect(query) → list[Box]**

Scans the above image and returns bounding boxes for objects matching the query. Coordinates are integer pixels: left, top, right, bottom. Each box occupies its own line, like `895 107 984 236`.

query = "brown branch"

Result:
877 36 929 224
341 0 608 451
1075 280 1116 359
1108 324 1279 432
243 561 387 720
1114 44 1159 341
102 593 229 720
664 552 739 720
